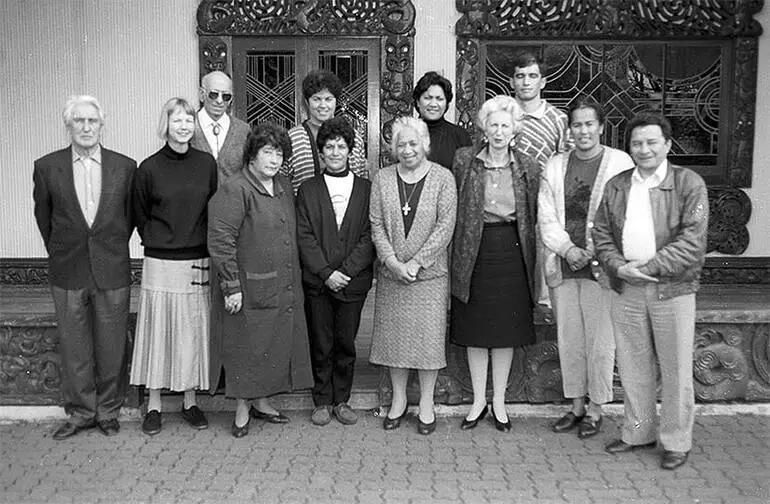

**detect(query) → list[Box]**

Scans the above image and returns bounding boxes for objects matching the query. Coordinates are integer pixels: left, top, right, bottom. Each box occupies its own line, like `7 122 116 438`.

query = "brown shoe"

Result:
333 403 358 425
311 405 333 426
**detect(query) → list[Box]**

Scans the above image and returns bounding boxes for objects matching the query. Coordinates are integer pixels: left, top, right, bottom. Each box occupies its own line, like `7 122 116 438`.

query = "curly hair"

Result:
390 116 430 157
302 69 343 100
476 95 523 136
316 116 355 151
242 122 293 166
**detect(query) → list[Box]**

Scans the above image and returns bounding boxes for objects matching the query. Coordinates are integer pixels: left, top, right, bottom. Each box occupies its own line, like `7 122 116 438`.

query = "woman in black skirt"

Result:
450 95 540 432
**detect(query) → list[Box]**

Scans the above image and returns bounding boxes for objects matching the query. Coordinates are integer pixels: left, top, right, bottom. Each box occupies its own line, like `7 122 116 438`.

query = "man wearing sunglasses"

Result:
191 71 250 186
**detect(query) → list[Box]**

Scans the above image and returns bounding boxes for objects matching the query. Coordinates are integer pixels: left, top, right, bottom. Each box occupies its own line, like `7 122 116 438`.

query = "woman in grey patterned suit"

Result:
369 116 457 435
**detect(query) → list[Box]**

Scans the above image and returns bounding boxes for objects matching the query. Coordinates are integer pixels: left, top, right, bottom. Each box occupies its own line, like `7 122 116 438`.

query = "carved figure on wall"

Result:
200 38 228 74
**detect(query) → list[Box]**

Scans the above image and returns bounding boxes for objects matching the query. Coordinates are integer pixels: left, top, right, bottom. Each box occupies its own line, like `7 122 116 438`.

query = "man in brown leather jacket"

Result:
593 111 709 470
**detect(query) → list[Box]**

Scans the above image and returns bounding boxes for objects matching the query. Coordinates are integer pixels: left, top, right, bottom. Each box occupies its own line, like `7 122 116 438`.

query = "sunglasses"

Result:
207 90 233 102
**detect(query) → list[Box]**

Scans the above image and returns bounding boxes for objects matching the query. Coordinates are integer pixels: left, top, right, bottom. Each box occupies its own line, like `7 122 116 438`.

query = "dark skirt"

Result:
451 222 536 348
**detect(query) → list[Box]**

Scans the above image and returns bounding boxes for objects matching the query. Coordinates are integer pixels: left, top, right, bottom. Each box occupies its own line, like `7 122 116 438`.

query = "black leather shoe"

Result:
461 405 488 430
383 408 407 430
492 406 511 433
142 410 162 436
249 406 290 424
605 439 656 453
661 450 689 470
181 405 209 430
97 419 120 437
231 418 250 438
53 420 96 440
417 416 436 435
551 412 584 433
577 415 602 439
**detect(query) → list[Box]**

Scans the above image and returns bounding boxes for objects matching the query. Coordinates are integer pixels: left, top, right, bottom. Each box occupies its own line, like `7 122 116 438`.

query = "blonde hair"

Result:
390 116 431 157
476 95 523 135
157 98 196 141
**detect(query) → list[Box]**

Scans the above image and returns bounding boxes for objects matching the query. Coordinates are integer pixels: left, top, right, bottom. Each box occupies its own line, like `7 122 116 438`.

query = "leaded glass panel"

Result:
244 51 296 130
485 42 724 171
319 50 370 157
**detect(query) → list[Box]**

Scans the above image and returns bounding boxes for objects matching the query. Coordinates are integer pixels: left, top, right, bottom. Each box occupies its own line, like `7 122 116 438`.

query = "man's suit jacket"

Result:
296 174 374 301
190 114 251 186
33 146 136 290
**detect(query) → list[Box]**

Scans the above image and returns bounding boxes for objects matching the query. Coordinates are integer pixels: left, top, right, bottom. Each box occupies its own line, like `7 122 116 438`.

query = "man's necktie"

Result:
212 122 221 159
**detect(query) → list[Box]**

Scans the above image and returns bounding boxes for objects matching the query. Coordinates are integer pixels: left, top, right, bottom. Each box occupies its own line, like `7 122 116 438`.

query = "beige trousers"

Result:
551 279 615 404
612 283 696 452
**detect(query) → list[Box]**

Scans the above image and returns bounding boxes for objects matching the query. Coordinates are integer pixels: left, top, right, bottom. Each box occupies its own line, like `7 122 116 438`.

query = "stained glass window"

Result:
485 42 725 180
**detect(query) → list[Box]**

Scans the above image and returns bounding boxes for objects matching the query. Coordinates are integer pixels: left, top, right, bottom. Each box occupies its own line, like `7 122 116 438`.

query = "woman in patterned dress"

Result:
369 116 457 435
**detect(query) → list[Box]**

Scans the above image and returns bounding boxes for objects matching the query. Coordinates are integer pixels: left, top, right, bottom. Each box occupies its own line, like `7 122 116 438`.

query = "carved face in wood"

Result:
385 37 411 73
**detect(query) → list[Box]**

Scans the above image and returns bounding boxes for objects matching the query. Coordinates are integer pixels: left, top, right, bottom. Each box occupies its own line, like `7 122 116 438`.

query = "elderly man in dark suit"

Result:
296 116 374 427
33 95 136 440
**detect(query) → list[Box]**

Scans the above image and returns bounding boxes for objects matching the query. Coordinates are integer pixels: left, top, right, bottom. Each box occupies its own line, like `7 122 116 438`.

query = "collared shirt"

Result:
517 100 572 169
72 145 102 226
622 160 668 262
476 148 516 222
198 108 231 159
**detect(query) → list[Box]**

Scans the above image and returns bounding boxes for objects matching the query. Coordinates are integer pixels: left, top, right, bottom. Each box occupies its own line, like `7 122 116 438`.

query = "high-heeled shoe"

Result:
231 417 250 438
492 405 511 432
460 405 488 430
417 416 436 435
382 406 408 430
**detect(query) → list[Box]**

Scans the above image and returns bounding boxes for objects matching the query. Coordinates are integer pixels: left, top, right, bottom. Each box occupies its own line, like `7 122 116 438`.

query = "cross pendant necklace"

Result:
398 175 418 217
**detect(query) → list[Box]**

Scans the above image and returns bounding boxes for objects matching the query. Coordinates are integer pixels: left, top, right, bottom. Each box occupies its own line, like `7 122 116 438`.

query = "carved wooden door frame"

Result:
196 0 416 169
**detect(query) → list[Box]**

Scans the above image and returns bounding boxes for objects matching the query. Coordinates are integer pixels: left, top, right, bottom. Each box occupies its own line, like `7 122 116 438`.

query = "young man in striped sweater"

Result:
510 51 574 308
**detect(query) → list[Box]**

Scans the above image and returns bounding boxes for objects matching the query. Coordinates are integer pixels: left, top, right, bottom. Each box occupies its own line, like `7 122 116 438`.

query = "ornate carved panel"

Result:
197 0 415 169
455 0 763 254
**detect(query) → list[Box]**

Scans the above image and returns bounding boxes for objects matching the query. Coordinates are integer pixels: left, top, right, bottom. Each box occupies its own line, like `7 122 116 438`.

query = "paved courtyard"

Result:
1 411 768 504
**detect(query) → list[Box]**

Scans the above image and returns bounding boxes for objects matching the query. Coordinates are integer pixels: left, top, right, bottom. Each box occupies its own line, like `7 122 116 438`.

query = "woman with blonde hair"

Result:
369 116 457 435
450 95 540 432
131 97 218 435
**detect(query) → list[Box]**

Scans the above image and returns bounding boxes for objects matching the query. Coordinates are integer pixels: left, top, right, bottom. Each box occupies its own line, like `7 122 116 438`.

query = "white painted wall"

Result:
0 1 768 257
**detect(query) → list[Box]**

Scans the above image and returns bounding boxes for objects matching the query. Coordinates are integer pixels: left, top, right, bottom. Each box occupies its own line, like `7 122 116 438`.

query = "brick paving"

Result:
1 412 768 504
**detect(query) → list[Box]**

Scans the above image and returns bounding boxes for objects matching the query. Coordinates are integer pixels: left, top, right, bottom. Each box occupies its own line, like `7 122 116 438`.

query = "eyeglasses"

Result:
207 90 233 102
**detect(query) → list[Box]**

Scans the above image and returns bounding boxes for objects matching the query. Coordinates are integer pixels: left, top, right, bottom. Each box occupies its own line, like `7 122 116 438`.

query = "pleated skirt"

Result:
451 222 536 348
130 257 210 391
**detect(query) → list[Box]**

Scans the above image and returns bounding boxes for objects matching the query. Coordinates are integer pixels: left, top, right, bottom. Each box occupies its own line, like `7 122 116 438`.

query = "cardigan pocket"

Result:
245 271 279 309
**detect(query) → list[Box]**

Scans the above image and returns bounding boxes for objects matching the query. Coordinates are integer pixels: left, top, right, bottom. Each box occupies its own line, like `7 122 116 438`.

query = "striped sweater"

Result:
282 121 368 193
517 100 574 170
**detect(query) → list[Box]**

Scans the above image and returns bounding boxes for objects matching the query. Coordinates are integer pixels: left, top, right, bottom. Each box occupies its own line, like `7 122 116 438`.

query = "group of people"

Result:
33 51 708 471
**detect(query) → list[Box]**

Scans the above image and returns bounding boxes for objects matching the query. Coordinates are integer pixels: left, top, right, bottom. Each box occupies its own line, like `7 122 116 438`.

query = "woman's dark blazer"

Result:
450 144 540 304
296 174 374 302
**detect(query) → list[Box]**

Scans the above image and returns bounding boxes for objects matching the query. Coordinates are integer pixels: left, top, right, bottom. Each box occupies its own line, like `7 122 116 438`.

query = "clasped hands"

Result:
385 256 420 284
325 270 351 292
617 260 658 285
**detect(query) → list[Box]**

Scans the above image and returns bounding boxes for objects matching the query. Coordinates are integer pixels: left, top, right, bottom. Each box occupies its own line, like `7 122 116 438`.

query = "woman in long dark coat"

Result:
208 122 313 437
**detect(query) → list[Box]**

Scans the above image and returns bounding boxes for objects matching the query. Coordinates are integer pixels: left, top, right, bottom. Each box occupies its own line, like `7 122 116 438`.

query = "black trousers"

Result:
304 292 365 406
51 285 130 424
